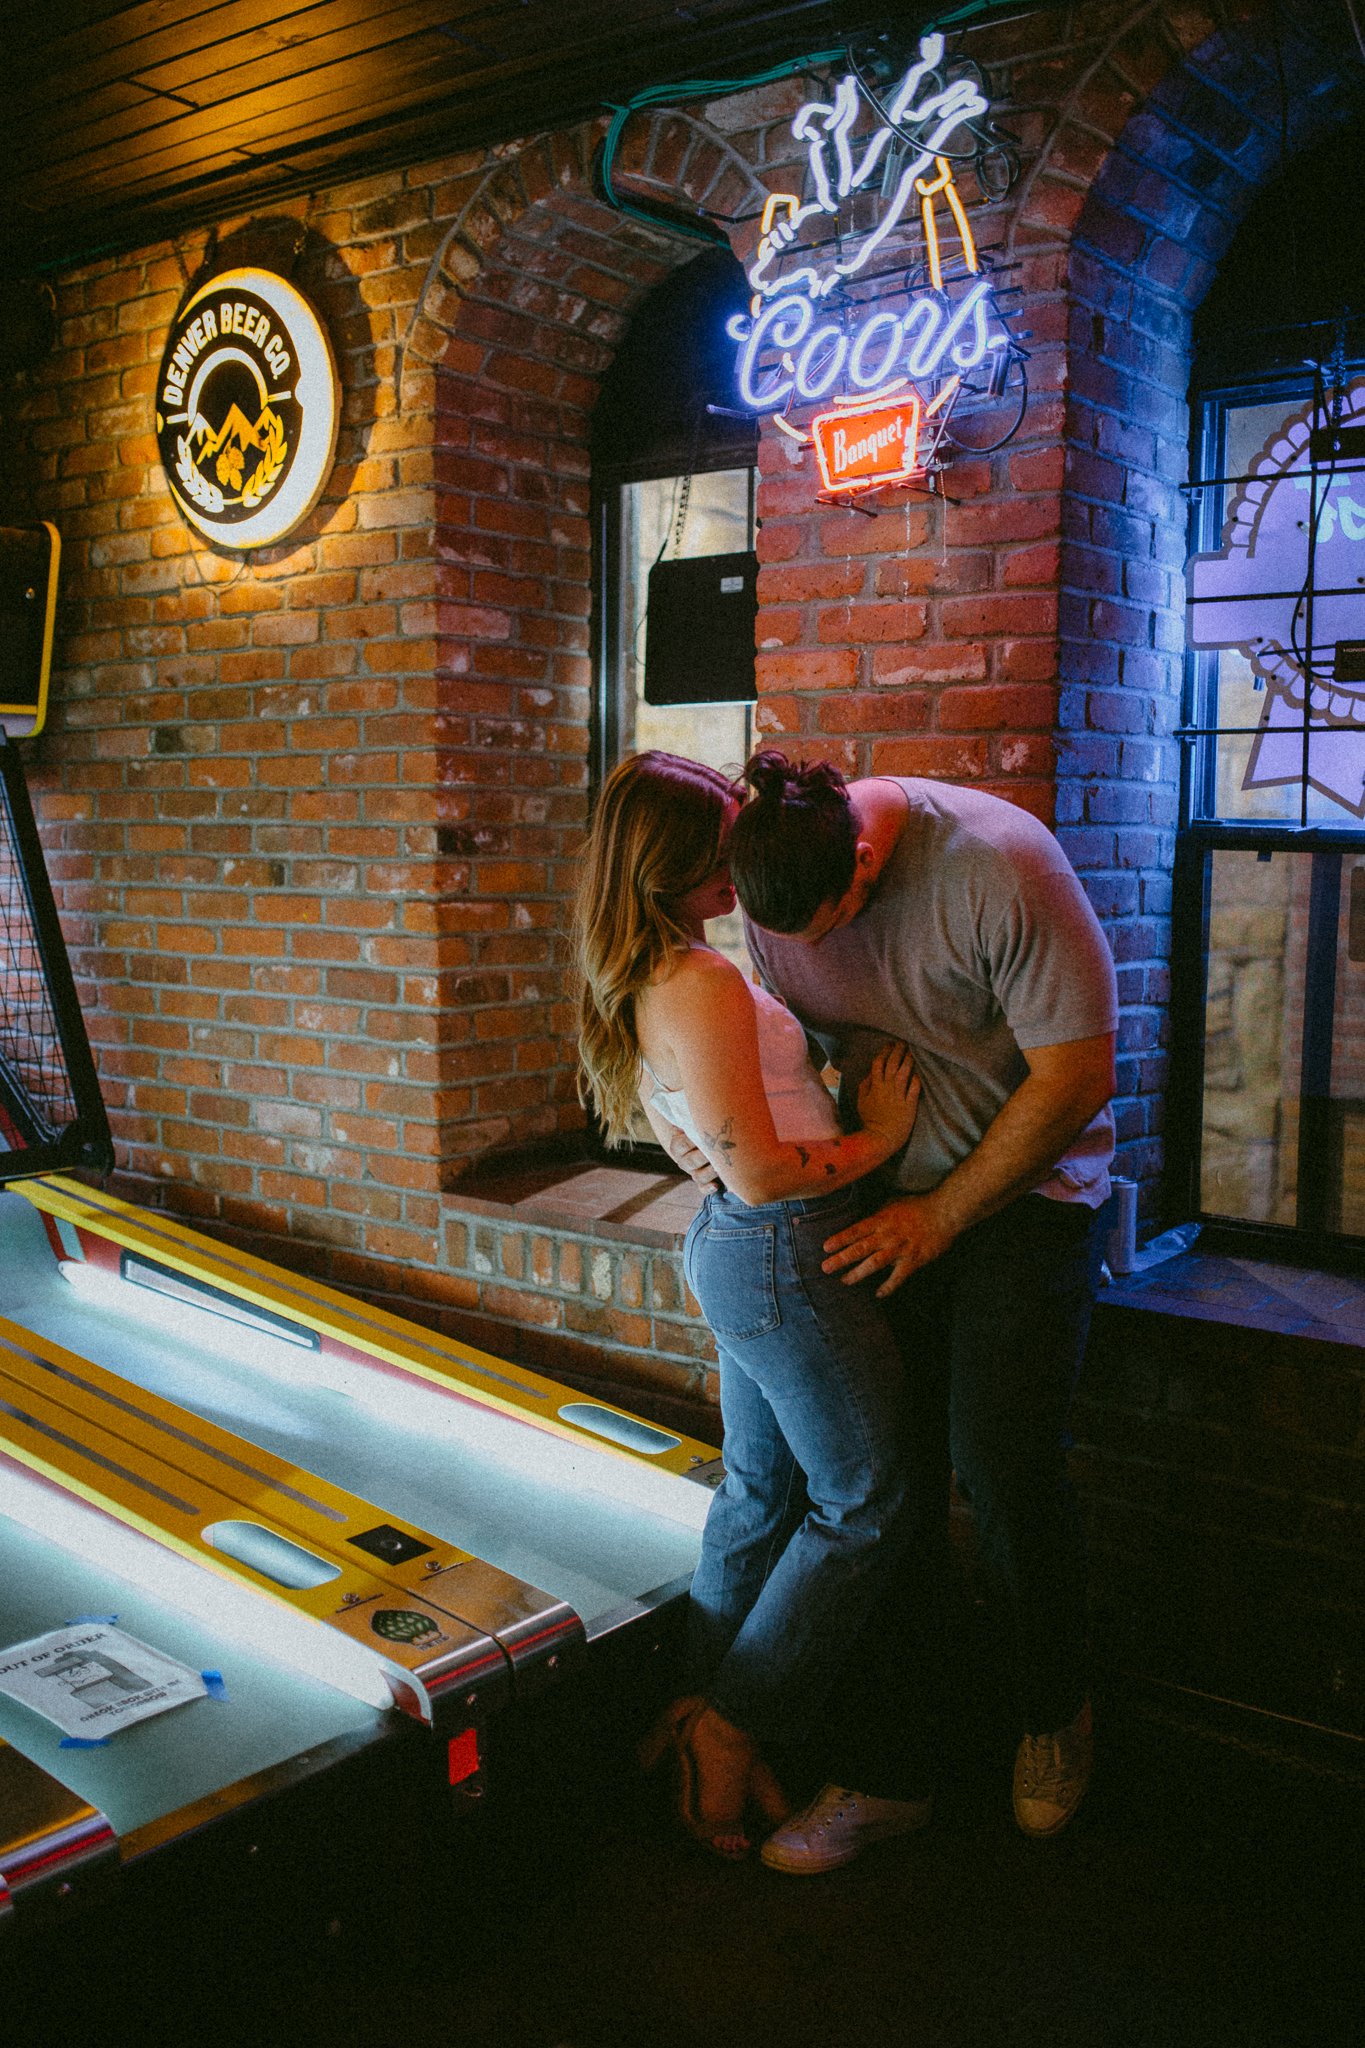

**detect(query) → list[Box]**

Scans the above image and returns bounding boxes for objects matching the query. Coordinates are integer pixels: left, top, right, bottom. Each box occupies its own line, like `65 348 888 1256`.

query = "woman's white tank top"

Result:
645 975 842 1153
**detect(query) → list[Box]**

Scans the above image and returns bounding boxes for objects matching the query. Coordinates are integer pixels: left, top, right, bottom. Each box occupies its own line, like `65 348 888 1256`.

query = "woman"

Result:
575 751 920 1860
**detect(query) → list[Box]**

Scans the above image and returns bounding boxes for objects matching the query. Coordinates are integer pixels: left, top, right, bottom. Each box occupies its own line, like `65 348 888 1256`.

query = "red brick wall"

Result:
3 197 453 1279
423 118 770 1165
3 0 1356 1281
2 0 1362 1747
0 146 684 1297
429 156 674 1164
442 1199 717 1434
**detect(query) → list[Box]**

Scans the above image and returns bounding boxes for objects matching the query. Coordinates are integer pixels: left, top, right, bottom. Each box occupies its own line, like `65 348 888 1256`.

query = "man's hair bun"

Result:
743 751 792 803
728 749 857 934
743 751 849 807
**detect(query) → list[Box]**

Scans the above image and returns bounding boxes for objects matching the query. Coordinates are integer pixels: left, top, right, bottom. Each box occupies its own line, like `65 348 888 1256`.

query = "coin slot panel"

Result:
347 1523 432 1565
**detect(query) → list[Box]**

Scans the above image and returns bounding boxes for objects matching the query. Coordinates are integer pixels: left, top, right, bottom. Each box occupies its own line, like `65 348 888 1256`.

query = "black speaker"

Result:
0 522 60 739
643 550 758 706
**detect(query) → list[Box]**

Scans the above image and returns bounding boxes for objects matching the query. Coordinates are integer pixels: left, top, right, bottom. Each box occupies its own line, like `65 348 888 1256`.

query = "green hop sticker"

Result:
371 1609 439 1645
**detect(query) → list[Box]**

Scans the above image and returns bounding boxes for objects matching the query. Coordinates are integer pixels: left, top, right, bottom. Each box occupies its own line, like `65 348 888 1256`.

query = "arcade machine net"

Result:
0 734 112 1184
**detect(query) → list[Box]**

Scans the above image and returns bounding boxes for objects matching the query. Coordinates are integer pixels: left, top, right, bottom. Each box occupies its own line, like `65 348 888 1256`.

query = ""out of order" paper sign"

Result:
0 1624 208 1740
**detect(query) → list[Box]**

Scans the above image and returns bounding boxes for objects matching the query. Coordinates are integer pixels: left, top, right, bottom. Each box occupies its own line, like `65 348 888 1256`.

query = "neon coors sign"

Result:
726 33 1010 422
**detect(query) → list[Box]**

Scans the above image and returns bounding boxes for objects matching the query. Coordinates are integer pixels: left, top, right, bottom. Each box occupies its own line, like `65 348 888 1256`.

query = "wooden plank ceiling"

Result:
7 0 881 271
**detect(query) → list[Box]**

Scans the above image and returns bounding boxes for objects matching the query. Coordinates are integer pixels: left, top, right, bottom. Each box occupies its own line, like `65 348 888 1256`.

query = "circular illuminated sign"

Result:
155 266 339 548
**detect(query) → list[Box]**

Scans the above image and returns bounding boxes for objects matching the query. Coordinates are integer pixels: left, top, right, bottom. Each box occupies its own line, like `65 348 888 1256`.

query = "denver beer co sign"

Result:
155 267 339 548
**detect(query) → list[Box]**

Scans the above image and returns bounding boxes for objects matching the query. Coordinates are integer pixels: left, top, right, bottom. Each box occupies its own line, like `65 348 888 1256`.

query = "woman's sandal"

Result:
639 1698 788 1861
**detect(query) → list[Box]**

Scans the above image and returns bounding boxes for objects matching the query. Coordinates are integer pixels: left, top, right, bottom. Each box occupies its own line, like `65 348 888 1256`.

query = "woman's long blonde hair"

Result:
575 751 736 1144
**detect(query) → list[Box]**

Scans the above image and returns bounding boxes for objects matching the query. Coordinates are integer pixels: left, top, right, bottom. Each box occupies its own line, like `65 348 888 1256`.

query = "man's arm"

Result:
640 1094 721 1190
658 952 917 1206
822 1030 1116 1296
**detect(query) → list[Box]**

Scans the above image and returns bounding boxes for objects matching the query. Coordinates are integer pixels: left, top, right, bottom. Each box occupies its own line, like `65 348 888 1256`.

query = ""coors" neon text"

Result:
728 279 1004 414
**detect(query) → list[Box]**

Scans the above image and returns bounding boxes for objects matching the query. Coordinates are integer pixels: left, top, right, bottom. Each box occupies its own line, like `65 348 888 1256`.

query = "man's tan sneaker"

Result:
1013 1699 1093 1837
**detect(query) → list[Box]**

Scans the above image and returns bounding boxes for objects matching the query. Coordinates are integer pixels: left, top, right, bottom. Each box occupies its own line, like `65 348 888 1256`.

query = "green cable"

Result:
598 48 846 238
597 0 1038 238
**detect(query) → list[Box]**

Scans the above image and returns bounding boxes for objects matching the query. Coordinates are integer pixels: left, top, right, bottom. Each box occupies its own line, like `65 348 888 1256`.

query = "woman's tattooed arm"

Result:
701 1116 738 1162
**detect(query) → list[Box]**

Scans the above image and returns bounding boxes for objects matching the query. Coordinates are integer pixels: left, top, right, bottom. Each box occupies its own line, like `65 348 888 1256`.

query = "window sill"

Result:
445 1152 704 1250
1100 1248 1365 1352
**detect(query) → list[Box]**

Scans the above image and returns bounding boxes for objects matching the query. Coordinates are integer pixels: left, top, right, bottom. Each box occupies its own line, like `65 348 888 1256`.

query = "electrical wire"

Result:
597 47 846 239
940 353 1030 453
595 0 1035 240
1345 0 1365 64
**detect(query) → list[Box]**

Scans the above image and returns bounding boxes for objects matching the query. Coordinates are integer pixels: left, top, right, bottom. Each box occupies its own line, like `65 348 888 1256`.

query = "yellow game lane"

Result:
0 1328 512 1729
20 1177 721 1503
0 1307 585 1701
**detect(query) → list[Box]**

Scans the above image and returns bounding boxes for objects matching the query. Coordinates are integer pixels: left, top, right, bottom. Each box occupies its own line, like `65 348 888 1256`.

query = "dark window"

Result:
592 248 758 792
592 248 759 990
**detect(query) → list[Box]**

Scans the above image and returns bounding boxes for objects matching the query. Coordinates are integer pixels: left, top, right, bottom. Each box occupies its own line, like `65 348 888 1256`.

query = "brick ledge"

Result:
445 1154 703 1251
1099 1250 1365 1356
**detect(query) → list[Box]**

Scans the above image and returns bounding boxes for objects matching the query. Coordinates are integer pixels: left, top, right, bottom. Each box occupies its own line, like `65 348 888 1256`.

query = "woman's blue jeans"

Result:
682 1183 910 1750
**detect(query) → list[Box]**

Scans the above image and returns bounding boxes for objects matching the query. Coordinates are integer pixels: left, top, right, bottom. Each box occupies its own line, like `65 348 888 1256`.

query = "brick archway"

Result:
394 116 766 1178
1055 4 1359 1190
626 3 1359 1203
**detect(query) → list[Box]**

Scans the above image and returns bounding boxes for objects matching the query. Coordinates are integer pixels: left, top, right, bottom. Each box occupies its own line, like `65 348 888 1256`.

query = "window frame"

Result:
590 453 758 795
586 450 759 1170
1170 372 1365 1263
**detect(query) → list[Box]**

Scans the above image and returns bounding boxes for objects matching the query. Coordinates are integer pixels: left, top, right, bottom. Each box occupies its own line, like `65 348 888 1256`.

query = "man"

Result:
674 748 1117 1873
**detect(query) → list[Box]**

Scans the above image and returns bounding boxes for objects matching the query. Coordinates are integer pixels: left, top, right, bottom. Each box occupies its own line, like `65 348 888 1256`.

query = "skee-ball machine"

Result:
0 733 719 1932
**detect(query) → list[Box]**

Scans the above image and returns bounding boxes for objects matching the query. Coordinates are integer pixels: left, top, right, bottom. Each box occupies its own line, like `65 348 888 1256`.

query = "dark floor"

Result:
5 1220 1361 2044
4 1663 1361 2048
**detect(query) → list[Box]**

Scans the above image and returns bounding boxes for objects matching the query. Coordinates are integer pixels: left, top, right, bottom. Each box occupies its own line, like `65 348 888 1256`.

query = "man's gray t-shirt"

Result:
745 779 1119 1207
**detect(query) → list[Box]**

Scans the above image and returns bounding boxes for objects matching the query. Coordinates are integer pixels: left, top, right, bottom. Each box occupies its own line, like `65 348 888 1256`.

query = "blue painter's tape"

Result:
59 1737 111 1749
64 1615 118 1626
201 1670 228 1700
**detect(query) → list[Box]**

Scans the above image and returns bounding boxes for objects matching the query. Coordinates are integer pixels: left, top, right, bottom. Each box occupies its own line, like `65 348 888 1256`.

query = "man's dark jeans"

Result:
826 1190 1103 1797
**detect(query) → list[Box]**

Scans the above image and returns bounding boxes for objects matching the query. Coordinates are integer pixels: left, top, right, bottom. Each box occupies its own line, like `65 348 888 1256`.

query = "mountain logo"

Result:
155 267 338 549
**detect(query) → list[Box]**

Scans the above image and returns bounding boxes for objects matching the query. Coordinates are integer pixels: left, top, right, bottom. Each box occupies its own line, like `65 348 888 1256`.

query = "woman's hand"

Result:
661 1122 722 1191
856 1040 920 1154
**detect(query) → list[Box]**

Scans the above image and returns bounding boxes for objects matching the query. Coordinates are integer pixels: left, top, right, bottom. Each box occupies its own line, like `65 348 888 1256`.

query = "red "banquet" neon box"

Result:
811 393 924 495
